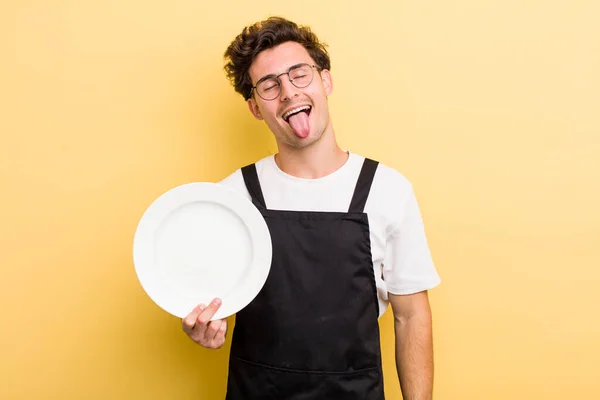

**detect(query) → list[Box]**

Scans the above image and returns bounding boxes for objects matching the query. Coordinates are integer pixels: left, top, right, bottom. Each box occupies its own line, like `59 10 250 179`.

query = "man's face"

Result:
247 41 333 150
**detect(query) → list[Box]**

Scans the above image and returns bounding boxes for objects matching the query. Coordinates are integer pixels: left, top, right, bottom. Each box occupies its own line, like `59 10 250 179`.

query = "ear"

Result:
247 98 263 120
320 69 333 96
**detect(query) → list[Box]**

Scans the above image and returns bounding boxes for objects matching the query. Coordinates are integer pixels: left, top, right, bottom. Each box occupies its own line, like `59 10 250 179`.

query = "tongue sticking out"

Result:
287 111 310 138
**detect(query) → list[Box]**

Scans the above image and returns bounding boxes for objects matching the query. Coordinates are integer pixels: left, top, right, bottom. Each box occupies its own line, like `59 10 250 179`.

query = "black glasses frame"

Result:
248 63 321 101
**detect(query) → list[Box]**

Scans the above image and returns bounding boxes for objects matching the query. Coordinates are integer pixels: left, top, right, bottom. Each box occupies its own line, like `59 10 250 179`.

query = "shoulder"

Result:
373 161 413 194
349 152 411 189
366 158 414 207
358 156 419 236
216 155 274 200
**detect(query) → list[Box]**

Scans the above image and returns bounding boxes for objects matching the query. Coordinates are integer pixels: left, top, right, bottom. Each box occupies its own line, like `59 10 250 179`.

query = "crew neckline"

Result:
267 151 359 183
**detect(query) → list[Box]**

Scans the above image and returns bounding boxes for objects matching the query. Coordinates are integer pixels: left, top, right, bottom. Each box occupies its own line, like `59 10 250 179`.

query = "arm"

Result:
389 290 434 400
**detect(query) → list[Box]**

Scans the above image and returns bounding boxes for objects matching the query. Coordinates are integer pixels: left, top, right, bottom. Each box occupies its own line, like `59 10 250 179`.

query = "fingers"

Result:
181 298 227 349
219 319 228 338
182 304 205 334
204 319 224 341
204 319 228 349
196 298 222 325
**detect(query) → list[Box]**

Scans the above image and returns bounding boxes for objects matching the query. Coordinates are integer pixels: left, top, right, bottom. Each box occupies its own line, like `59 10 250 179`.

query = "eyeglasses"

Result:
249 63 321 101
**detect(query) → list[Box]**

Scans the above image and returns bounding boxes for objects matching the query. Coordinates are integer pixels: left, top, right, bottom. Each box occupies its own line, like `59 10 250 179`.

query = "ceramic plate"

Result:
133 182 272 320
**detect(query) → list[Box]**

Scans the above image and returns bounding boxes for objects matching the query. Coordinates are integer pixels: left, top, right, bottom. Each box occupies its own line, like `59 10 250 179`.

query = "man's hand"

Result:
182 298 228 349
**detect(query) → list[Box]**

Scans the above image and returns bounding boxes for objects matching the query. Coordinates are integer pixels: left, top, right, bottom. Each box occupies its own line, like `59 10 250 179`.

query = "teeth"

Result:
283 105 311 121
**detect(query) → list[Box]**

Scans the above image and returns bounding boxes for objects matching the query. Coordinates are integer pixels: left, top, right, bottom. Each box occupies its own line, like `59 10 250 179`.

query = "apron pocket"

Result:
226 356 385 400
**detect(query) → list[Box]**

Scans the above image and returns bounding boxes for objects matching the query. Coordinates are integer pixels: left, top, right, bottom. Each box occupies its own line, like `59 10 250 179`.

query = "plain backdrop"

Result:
1 1 599 399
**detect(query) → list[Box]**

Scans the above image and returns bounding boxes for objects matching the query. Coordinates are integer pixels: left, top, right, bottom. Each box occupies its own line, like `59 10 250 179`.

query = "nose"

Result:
279 74 299 102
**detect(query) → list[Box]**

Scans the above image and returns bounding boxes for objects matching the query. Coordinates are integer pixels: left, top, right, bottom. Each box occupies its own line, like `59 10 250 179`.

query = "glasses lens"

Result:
289 65 314 88
256 78 280 100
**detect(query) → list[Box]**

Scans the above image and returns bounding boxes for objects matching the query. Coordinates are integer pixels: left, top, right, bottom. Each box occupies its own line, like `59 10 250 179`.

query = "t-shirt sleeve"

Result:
216 168 251 201
383 184 441 295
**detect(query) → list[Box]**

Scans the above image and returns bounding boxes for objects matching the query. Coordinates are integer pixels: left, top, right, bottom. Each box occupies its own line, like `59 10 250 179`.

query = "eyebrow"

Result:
255 63 307 85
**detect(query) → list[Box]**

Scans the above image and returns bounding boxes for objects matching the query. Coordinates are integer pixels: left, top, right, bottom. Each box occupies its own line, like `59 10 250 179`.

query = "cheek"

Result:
264 112 281 125
256 105 277 123
262 111 284 131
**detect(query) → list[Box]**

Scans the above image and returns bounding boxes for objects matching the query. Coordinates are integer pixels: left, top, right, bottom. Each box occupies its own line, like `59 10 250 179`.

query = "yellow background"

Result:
1 1 599 399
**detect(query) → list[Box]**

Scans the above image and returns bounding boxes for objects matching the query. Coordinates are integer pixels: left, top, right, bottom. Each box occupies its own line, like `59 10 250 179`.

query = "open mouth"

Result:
282 105 312 122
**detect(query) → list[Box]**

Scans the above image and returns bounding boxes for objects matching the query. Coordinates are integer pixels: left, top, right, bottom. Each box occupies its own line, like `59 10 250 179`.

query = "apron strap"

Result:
348 158 379 213
241 164 267 209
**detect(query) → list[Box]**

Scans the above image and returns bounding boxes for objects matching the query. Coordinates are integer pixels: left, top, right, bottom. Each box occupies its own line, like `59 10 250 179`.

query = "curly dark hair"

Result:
223 17 331 100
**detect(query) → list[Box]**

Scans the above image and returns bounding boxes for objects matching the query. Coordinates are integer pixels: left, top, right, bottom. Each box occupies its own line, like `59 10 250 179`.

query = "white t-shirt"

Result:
218 151 441 317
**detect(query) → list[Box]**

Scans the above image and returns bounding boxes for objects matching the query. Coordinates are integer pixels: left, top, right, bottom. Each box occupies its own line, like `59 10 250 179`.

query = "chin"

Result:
288 132 323 149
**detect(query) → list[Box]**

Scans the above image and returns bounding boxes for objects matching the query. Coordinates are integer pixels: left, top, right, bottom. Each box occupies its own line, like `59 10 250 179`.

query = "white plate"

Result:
133 182 272 320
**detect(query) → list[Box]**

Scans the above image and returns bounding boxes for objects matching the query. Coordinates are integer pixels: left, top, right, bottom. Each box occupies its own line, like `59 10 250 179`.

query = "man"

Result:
182 17 441 400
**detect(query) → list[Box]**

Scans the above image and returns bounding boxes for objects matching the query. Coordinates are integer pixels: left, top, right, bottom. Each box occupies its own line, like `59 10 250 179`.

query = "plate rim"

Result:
132 181 272 320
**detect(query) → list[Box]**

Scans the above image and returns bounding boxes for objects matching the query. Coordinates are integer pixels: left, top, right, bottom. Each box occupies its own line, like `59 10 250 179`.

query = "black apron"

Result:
225 158 385 400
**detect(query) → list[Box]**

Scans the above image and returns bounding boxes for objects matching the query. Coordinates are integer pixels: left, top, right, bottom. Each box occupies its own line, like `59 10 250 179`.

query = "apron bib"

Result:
226 158 385 400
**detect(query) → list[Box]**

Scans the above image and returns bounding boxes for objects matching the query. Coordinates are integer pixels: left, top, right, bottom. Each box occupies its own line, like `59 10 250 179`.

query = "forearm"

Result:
394 312 434 400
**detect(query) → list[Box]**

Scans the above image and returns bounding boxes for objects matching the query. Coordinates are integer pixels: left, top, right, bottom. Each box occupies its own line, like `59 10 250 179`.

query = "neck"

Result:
275 127 348 179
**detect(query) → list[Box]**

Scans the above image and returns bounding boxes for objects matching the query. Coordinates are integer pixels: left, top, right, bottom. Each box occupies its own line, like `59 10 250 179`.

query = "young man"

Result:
182 17 441 400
